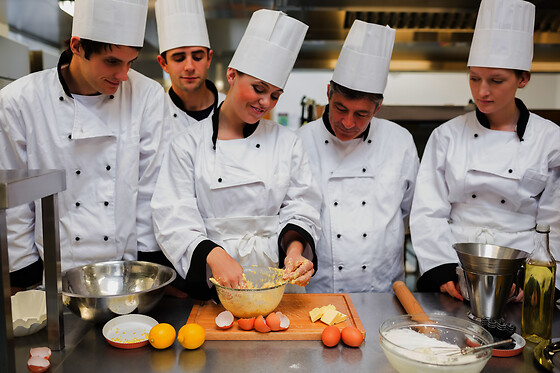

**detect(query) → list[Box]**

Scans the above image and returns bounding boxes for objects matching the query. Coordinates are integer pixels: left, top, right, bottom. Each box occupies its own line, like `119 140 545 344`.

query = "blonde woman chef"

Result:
411 0 560 299
151 10 321 300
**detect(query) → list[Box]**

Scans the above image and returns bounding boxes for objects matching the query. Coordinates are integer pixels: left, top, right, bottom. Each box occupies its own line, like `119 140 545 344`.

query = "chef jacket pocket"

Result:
518 169 548 198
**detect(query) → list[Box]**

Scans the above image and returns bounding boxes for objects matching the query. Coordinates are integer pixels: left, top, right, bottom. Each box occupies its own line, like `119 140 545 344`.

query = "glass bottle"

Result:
521 223 556 344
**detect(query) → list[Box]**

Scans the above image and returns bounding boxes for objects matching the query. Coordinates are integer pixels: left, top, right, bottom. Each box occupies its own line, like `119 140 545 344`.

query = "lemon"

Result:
177 323 206 349
149 323 176 349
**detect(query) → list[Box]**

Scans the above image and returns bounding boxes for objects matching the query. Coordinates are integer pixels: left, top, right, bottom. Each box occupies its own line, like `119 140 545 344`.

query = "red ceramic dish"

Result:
102 314 158 349
491 333 525 358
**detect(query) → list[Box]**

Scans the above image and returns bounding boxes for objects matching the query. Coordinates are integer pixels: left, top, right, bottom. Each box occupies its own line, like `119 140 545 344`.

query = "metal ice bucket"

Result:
454 243 528 319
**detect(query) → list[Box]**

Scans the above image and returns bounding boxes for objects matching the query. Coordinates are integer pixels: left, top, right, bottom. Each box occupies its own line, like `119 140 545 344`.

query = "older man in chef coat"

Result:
0 0 166 291
298 20 419 293
153 0 225 135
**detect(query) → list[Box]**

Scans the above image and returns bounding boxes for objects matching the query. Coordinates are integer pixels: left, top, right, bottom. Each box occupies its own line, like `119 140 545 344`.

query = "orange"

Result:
149 323 176 349
177 323 206 349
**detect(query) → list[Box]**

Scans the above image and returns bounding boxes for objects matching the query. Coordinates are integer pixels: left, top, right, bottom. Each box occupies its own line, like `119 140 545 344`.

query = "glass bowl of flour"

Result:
379 314 493 373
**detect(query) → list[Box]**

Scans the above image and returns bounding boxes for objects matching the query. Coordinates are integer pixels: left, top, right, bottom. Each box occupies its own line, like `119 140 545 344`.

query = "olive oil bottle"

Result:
521 223 556 344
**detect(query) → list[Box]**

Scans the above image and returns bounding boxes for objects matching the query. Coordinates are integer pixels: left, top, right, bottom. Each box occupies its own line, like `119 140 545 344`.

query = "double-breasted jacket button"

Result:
173 113 177 118
68 134 72 140
362 201 366 206
362 265 366 270
501 199 506 204
471 194 476 199
106 165 111 171
256 144 260 148
362 168 366 173
324 140 329 144
508 169 513 173
104 236 109 241
367 139 372 144
104 201 109 206
363 233 367 237
218 178 222 183
109 95 115 99
334 201 338 206
76 170 81 175
474 134 479 138
75 202 80 207
75 236 80 241
59 96 64 101
336 234 341 238
338 266 343 271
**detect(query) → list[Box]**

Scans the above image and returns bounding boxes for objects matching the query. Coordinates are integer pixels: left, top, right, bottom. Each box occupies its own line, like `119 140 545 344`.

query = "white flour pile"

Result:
383 328 480 364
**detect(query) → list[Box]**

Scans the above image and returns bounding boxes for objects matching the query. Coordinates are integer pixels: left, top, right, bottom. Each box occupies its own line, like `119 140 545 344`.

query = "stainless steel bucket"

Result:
454 243 527 319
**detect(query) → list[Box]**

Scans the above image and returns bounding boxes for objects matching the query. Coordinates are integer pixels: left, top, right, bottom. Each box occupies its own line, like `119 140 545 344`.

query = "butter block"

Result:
309 304 336 322
320 308 339 326
309 307 323 322
333 311 347 324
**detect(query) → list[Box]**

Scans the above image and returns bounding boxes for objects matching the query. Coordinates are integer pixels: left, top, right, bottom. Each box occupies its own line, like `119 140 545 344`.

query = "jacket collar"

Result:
57 51 74 98
211 103 259 149
322 104 370 141
169 79 220 119
475 98 529 141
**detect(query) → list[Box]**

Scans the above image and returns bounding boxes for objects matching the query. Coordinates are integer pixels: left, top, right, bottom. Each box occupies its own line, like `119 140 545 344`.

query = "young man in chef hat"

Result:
154 0 225 135
297 20 419 293
144 0 226 298
0 0 166 291
152 9 321 300
411 0 560 299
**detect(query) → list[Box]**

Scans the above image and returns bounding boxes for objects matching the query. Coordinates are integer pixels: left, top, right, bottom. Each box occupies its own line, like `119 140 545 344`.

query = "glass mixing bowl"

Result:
212 266 287 318
379 314 493 373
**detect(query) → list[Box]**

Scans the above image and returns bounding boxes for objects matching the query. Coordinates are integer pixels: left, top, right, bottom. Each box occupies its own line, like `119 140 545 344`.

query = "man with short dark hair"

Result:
298 21 419 293
0 0 166 292
154 0 224 135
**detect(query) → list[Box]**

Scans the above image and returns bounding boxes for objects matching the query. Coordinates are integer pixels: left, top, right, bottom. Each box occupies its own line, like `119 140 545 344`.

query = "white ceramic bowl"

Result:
379 314 493 373
11 289 47 337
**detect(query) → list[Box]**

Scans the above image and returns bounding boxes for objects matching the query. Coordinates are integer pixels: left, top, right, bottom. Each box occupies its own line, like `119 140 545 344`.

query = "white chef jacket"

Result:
0 54 166 272
298 112 419 293
164 80 226 136
151 114 322 297
411 106 560 287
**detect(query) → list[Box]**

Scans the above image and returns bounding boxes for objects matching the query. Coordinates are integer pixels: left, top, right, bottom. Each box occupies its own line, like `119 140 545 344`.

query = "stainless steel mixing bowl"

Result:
62 260 176 323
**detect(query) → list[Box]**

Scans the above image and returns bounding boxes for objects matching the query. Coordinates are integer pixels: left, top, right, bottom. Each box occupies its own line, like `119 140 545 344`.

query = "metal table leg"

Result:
0 209 16 373
42 194 64 350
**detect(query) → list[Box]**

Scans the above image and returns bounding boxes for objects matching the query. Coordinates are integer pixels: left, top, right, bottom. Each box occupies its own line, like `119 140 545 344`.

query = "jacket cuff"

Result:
10 259 43 289
277 223 317 274
185 239 219 301
417 263 458 292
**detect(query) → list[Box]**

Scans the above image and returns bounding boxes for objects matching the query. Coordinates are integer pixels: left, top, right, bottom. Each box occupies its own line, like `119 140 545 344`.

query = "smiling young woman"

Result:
151 10 322 301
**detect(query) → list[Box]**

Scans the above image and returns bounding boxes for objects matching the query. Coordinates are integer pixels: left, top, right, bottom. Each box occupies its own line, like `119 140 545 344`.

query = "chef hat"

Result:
72 0 148 47
332 21 395 94
228 9 308 89
155 0 210 54
468 0 535 71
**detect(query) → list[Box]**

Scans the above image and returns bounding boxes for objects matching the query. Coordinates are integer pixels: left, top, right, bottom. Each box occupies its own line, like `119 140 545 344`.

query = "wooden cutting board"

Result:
186 293 365 340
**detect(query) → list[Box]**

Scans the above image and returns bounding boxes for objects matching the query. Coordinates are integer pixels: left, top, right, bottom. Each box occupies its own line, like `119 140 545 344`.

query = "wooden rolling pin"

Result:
392 281 438 335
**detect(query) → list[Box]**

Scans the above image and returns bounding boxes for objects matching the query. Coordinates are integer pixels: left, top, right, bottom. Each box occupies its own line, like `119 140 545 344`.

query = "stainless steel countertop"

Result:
14 292 560 372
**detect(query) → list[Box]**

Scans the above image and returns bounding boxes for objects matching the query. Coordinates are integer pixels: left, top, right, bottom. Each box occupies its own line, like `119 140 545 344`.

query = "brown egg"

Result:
266 312 281 331
321 325 341 347
254 315 271 333
341 326 363 347
237 317 255 331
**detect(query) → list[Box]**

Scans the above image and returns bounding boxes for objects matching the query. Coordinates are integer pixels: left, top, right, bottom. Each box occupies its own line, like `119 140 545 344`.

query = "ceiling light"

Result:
58 0 75 17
